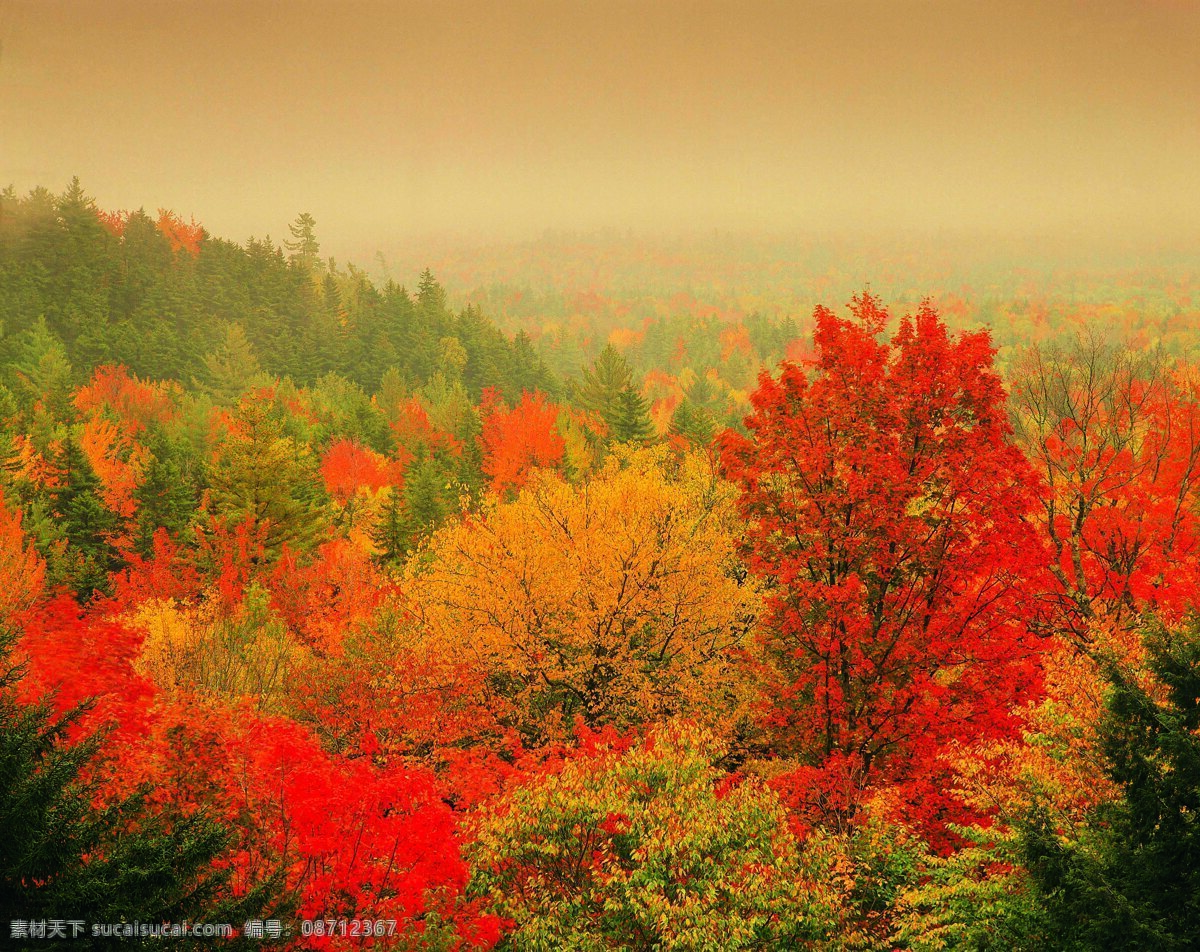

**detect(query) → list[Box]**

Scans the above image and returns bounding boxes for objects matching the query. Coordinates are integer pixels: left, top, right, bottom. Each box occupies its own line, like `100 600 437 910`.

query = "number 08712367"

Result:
300 919 398 938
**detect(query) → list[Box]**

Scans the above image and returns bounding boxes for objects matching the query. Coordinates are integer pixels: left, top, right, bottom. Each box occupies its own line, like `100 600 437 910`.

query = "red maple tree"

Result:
720 293 1046 828
479 389 565 495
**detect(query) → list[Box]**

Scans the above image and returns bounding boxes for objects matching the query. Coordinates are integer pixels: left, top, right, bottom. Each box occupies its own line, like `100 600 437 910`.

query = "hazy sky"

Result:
1 0 1197 262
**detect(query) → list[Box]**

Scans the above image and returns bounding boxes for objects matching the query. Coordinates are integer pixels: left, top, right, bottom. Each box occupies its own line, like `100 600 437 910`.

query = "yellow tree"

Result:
130 587 306 712
408 445 761 745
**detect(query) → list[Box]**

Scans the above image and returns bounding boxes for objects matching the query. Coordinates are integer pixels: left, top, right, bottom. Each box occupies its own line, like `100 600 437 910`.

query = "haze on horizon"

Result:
1 0 1197 266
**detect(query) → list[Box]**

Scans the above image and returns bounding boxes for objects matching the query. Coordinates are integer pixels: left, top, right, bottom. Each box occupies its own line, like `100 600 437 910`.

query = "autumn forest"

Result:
0 175 1198 950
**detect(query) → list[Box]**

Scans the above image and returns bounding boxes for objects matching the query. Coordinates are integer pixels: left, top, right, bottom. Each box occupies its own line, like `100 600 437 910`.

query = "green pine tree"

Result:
200 323 262 405
669 398 716 446
132 436 200 555
416 269 447 319
284 212 320 272
610 386 655 444
575 345 634 429
207 399 327 554
371 486 409 567
47 435 120 599
402 455 450 540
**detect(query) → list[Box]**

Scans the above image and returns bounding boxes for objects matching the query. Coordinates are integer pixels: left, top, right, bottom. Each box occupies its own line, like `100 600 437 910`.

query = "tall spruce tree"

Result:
284 212 320 272
207 398 327 554
669 398 716 446
47 435 120 598
610 386 655 444
575 345 634 428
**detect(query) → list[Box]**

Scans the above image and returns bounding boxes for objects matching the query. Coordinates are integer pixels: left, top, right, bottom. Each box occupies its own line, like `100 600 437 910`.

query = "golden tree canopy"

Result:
408 445 760 744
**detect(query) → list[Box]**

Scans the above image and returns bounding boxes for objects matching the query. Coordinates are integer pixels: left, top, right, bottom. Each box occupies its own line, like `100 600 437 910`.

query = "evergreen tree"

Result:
200 323 261 405
1025 616 1200 950
207 398 327 554
9 318 74 422
610 386 655 444
132 436 200 555
371 486 409 567
683 372 720 412
46 435 120 598
669 398 716 446
284 212 320 272
403 455 449 535
416 269 447 319
575 345 634 428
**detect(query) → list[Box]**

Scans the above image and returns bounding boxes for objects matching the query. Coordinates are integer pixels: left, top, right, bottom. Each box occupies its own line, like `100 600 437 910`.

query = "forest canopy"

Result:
2 181 1200 949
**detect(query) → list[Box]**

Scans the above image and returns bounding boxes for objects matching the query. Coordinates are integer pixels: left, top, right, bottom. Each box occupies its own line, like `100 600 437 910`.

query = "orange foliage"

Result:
478 389 565 495
112 528 204 609
947 621 1147 842
269 538 393 653
155 208 204 256
719 323 753 360
607 326 644 350
74 364 178 435
7 433 62 490
650 394 680 435
392 398 461 460
319 438 398 506
0 491 46 624
79 414 148 527
96 207 127 238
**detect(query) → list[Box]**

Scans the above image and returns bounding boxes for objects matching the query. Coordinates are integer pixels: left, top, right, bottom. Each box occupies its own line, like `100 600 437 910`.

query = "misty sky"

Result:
1 0 1197 263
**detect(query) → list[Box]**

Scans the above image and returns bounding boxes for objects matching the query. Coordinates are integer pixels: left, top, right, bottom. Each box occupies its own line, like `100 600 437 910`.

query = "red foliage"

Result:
1016 352 1200 632
721 294 1046 828
14 596 156 743
141 702 498 945
14 590 500 949
478 389 565 495
269 538 393 653
195 516 270 612
319 439 399 506
286 629 522 810
155 208 204 256
74 364 178 435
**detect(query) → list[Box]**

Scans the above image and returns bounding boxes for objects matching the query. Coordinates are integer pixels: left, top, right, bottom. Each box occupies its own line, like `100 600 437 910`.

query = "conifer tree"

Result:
47 435 120 598
1024 617 1200 950
610 386 655 443
132 437 200 555
284 212 320 272
670 398 716 446
575 344 634 427
207 398 327 554
416 269 447 318
201 323 261 405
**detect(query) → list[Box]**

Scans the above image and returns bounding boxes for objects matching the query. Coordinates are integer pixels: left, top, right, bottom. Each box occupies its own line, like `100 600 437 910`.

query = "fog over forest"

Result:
2 0 1197 268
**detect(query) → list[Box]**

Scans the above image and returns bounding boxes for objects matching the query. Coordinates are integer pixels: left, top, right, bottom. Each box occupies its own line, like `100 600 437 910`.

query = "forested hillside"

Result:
0 181 554 398
3 182 1200 950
